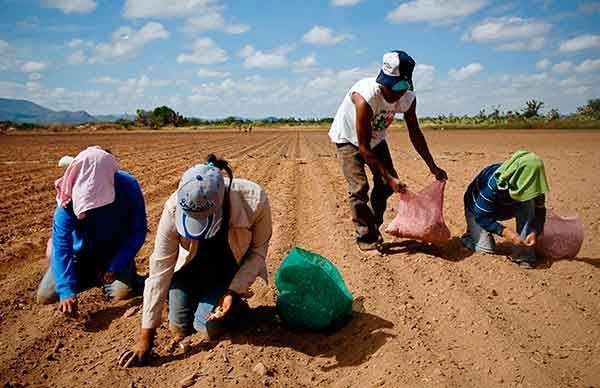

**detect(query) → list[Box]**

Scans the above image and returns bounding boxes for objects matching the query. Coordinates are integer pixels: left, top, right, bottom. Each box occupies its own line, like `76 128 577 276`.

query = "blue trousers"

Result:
167 239 249 339
36 257 141 304
462 199 537 263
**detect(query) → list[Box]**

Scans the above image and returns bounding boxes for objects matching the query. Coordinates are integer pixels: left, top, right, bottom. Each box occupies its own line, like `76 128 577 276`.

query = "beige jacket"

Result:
142 178 272 329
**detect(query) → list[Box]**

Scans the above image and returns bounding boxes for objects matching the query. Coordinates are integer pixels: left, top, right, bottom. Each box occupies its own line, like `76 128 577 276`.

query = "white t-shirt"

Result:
328 77 416 148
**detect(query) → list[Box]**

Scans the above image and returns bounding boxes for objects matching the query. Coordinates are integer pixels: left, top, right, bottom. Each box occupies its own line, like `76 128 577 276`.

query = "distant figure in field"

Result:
37 146 147 315
462 150 549 269
329 50 447 251
118 154 272 367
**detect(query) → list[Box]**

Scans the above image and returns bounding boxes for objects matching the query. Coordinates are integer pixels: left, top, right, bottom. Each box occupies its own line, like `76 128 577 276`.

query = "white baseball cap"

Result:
376 50 415 91
175 163 225 240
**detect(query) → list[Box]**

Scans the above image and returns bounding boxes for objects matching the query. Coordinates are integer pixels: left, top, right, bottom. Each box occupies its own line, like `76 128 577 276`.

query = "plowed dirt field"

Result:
0 129 599 388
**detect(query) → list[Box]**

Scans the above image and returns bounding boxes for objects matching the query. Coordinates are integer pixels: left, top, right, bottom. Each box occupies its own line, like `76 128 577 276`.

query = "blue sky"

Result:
1 0 599 118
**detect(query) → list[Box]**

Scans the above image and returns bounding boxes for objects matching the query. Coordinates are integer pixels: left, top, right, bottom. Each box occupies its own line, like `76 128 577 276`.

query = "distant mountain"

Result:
262 116 280 123
94 113 137 122
0 98 134 125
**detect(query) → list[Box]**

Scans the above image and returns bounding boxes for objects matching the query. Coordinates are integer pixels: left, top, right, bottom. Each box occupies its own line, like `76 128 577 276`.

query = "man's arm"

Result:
404 98 448 181
352 92 405 192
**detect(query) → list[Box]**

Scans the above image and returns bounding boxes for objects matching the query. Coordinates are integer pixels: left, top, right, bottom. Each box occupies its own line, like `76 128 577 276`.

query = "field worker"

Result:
329 50 447 251
118 154 272 368
36 146 147 315
462 151 549 269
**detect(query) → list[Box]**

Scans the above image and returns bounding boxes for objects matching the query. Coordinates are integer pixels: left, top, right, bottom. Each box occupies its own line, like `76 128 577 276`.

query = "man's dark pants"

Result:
336 141 398 243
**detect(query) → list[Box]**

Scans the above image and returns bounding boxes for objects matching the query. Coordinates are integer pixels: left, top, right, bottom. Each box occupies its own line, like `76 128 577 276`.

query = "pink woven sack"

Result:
536 210 584 259
385 180 451 244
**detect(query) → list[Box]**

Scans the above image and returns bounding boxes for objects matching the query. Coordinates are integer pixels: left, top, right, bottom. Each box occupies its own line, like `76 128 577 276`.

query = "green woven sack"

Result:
275 247 353 330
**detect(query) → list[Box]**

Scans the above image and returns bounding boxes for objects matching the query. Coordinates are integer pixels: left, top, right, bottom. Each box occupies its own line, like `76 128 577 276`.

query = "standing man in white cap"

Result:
118 154 272 367
329 50 448 251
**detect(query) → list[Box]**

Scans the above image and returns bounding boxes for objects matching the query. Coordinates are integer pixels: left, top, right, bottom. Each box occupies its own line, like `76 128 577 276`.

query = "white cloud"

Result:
448 63 483 80
239 45 294 69
177 38 228 65
67 50 86 65
182 11 249 34
306 67 374 94
197 68 231 78
387 0 487 24
413 63 436 91
29 73 43 81
509 72 549 89
123 0 216 18
331 0 362 6
552 61 573 74
92 75 172 96
91 22 169 63
4 64 598 120
575 58 600 73
294 53 317 69
21 61 49 73
189 76 280 102
92 76 120 84
0 40 10 52
41 0 96 13
496 36 546 51
65 39 93 48
465 17 550 42
465 17 549 51
559 77 582 88
559 34 600 52
224 24 250 34
565 86 590 96
66 39 83 48
26 81 43 91
536 58 551 70
0 79 177 116
303 25 350 45
238 45 255 58
130 75 171 88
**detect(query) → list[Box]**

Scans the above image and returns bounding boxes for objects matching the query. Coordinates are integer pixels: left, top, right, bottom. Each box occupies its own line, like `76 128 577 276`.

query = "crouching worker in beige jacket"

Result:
119 154 272 367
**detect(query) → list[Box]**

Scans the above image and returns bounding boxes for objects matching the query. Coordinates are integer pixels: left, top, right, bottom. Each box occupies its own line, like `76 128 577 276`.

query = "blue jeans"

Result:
36 258 142 304
167 236 249 339
462 199 537 263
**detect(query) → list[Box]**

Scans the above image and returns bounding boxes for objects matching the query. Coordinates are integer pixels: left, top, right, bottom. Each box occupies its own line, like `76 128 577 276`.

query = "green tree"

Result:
151 106 179 127
522 99 544 118
576 98 600 119
136 109 152 125
547 108 560 121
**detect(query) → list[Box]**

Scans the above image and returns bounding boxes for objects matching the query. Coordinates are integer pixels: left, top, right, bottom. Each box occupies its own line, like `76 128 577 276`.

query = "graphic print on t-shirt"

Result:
371 111 394 142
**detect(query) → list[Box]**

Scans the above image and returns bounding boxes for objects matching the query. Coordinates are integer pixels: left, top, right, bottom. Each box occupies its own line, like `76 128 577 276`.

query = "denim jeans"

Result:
462 199 537 263
36 257 142 304
167 232 249 339
336 141 398 242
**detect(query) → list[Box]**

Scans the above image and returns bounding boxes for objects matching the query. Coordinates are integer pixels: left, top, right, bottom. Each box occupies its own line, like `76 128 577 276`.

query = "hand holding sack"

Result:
385 180 451 244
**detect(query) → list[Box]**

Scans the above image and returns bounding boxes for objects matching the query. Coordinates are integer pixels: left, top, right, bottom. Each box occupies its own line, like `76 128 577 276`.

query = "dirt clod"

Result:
252 362 267 376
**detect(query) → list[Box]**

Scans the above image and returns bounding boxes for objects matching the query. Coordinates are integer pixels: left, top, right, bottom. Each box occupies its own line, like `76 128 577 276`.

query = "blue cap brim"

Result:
376 70 413 91
376 70 398 87
175 205 223 240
